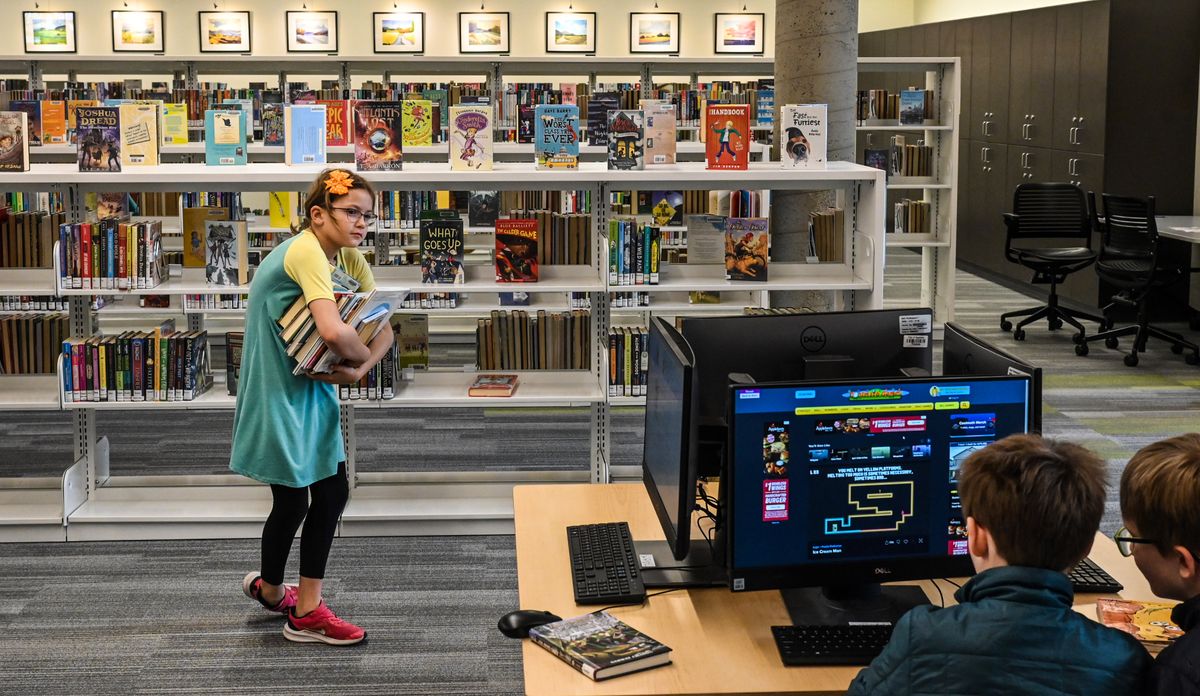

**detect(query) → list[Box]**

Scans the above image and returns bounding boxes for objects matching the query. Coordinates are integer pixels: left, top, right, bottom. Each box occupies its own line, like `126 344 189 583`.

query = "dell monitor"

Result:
725 374 1033 625
942 322 1044 433
681 308 935 477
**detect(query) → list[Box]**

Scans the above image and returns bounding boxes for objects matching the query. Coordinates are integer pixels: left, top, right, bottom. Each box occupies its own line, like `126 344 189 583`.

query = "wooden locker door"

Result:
1053 3 1083 151
1026 7 1058 148
1075 1 1109 154
966 142 1010 275
1007 146 1055 193
969 17 992 141
956 20 974 142
985 14 1011 143
1008 11 1035 144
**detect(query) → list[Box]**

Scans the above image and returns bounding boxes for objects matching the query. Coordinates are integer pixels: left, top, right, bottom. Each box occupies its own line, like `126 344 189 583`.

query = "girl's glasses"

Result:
330 207 378 226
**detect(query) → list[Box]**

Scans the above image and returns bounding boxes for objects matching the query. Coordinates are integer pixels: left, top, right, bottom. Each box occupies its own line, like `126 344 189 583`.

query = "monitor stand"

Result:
781 583 930 625
634 539 727 589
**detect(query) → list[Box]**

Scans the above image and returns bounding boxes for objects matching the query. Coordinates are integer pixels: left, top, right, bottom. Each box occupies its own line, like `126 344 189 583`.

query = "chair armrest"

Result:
1003 213 1020 230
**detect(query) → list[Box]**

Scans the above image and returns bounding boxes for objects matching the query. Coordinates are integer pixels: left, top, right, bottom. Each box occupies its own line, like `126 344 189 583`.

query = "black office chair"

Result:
1000 183 1107 341
1074 194 1200 366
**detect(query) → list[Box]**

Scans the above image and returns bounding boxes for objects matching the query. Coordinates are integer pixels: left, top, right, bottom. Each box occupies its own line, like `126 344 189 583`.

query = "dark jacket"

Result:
847 566 1151 696
1149 594 1200 695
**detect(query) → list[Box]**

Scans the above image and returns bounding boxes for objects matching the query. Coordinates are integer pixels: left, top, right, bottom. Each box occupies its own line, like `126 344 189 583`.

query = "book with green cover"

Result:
529 611 672 681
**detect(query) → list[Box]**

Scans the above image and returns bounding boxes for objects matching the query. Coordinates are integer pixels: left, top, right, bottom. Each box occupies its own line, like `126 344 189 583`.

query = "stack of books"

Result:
277 290 405 376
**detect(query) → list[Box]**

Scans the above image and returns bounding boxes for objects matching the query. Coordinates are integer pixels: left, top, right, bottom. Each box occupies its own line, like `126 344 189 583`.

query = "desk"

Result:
1158 215 1200 326
515 483 1163 696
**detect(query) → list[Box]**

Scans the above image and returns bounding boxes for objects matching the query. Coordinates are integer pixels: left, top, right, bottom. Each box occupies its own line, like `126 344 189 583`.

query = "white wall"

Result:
860 0 915 32
913 0 1091 24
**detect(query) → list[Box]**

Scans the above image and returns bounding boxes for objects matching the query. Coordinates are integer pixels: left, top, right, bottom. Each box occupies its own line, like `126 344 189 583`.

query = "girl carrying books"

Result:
230 168 391 646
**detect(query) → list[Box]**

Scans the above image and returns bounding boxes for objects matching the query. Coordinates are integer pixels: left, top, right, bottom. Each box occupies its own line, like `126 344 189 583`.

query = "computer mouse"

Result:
497 609 563 639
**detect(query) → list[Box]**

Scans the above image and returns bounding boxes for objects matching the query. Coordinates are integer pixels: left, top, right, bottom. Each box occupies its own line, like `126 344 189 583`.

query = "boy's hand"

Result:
307 364 366 385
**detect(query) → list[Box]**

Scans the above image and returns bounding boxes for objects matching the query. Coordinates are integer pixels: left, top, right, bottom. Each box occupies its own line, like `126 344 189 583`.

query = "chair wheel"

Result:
1013 329 1026 341
1105 337 1120 350
1072 332 1085 344
1187 353 1199 366
1172 344 1185 354
1075 343 1089 356
1124 353 1139 367
1048 318 1063 330
1000 320 1013 332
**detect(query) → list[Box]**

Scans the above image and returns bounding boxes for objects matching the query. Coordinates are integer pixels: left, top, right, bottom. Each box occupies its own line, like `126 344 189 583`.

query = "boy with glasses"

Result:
1119 433 1200 694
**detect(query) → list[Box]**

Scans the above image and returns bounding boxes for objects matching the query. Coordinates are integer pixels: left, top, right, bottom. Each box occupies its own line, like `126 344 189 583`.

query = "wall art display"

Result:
198 11 252 53
286 11 338 53
373 12 424 53
714 12 765 54
545 12 596 54
23 11 76 54
629 12 679 54
459 12 510 54
111 10 165 53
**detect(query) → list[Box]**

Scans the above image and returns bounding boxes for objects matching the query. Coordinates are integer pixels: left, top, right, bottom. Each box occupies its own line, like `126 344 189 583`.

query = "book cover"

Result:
261 98 284 147
900 90 926 125
392 313 429 371
225 331 243 396
205 220 248 286
316 99 350 147
353 101 404 172
268 192 294 230
529 611 672 681
419 217 465 285
495 219 539 282
1096 598 1183 647
863 148 889 175
725 217 769 281
41 101 68 145
120 103 160 167
10 101 41 147
284 104 328 166
468 191 499 227
586 92 619 147
76 106 122 172
468 373 519 397
401 100 434 148
450 105 492 171
640 99 676 165
534 104 580 170
648 191 683 228
220 99 256 143
67 100 100 138
204 110 247 166
161 103 189 145
781 103 827 169
705 103 750 170
0 112 30 172
517 105 536 144
182 207 229 269
561 83 578 105
607 110 645 171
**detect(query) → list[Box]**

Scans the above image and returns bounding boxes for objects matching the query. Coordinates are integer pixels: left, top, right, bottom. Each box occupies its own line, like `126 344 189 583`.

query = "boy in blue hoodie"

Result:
848 434 1150 695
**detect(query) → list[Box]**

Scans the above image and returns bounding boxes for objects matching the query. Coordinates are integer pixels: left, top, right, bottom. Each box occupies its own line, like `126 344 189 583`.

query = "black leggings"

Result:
260 462 349 585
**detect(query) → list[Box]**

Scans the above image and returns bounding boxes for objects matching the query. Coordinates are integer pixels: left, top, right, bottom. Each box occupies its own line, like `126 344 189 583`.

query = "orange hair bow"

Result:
323 170 353 196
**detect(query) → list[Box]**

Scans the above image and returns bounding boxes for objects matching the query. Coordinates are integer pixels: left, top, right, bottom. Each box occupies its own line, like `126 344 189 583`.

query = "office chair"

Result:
1074 193 1200 366
999 183 1107 341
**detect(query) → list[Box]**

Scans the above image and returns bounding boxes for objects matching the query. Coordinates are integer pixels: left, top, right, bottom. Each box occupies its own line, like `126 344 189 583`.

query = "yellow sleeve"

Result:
283 233 335 304
339 247 377 293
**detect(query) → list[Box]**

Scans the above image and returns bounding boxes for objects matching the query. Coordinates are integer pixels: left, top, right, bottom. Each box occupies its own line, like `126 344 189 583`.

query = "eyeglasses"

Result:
330 207 378 226
1113 526 1157 557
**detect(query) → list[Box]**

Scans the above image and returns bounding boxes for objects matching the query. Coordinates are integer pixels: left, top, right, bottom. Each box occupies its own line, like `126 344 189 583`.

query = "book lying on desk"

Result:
1095 598 1183 651
468 373 519 397
529 611 671 681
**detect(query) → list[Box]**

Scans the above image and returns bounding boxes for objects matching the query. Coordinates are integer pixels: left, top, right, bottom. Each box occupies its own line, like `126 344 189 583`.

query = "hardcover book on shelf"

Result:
639 99 676 165
284 104 328 166
725 217 769 281
495 218 539 282
41 101 68 145
0 112 30 172
450 105 493 171
10 101 42 147
607 110 645 171
528 611 671 681
534 104 580 170
863 148 889 176
780 103 827 169
467 373 519 397
468 191 499 227
220 99 256 143
225 331 243 396
705 103 750 171
517 105 536 144
204 220 249 287
391 313 430 371
261 97 284 147
182 207 229 269
648 191 683 228
419 216 465 283
586 92 619 147
316 99 350 148
401 99 434 148
67 100 99 139
119 103 160 167
353 101 404 172
899 89 926 125
204 110 248 166
161 103 189 145
76 106 121 172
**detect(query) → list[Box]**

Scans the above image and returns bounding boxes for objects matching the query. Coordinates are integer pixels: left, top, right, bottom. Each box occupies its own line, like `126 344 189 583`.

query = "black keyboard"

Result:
1070 557 1124 594
771 624 895 666
566 522 646 605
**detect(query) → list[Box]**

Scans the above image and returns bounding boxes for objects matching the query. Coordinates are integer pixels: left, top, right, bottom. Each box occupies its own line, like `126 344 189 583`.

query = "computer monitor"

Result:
942 322 1044 433
681 308 935 476
725 374 1033 625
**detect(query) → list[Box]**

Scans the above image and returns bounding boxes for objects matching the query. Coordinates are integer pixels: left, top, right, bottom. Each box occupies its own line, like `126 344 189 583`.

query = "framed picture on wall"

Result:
714 13 765 55
23 11 77 54
198 11 252 53
286 11 339 53
629 12 680 54
545 12 597 54
111 10 166 53
459 12 510 54
373 12 425 53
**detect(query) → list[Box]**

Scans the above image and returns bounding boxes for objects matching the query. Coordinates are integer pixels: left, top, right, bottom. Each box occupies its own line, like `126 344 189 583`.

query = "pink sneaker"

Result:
284 602 367 646
242 572 298 615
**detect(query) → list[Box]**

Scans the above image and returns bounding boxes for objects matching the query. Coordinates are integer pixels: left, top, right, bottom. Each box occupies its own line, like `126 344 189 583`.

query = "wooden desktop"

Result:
514 483 1161 696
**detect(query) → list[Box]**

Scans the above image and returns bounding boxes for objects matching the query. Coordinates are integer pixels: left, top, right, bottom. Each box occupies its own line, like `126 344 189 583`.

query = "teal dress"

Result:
230 230 375 488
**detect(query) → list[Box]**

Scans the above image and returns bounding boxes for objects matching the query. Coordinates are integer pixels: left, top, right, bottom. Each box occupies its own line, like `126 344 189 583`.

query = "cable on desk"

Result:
593 588 686 615
932 579 945 608
942 578 962 589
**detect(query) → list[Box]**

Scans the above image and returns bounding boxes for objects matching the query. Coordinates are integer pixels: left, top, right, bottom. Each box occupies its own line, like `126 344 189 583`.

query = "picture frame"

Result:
545 12 597 54
286 10 339 53
714 12 766 55
629 12 680 55
198 11 252 54
458 12 510 54
373 11 425 54
22 11 77 54
111 10 166 53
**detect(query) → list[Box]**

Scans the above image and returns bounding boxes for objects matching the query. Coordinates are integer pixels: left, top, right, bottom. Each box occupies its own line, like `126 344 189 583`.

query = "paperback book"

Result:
204 220 248 286
607 110 645 171
353 101 404 172
517 105 536 144
0 112 30 172
863 148 890 176
1096 598 1183 650
468 191 499 227
76 106 122 172
392 313 430 371
705 103 750 170
120 103 160 167
534 104 580 170
528 611 671 681
402 100 434 147
316 99 350 148
899 89 926 125
640 99 677 165
205 110 248 166
419 216 465 284
225 331 243 396
495 218 539 282
467 373 519 397
284 104 328 166
781 103 827 169
41 101 68 145
182 207 229 268
261 99 284 147
10 101 41 147
450 105 493 171
161 103 189 145
586 92 620 147
648 191 684 228
725 217 770 281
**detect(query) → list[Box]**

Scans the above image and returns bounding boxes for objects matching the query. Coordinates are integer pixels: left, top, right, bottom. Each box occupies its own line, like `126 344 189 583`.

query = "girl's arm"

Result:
309 298 370 364
310 322 394 385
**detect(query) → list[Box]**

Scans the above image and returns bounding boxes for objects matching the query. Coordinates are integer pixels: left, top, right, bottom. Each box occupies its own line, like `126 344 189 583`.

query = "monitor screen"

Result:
942 322 1043 433
726 375 1032 592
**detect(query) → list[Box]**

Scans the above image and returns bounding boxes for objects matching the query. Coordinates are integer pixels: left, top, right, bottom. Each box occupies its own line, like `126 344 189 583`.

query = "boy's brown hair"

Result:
291 167 375 234
959 434 1106 570
1120 433 1200 554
